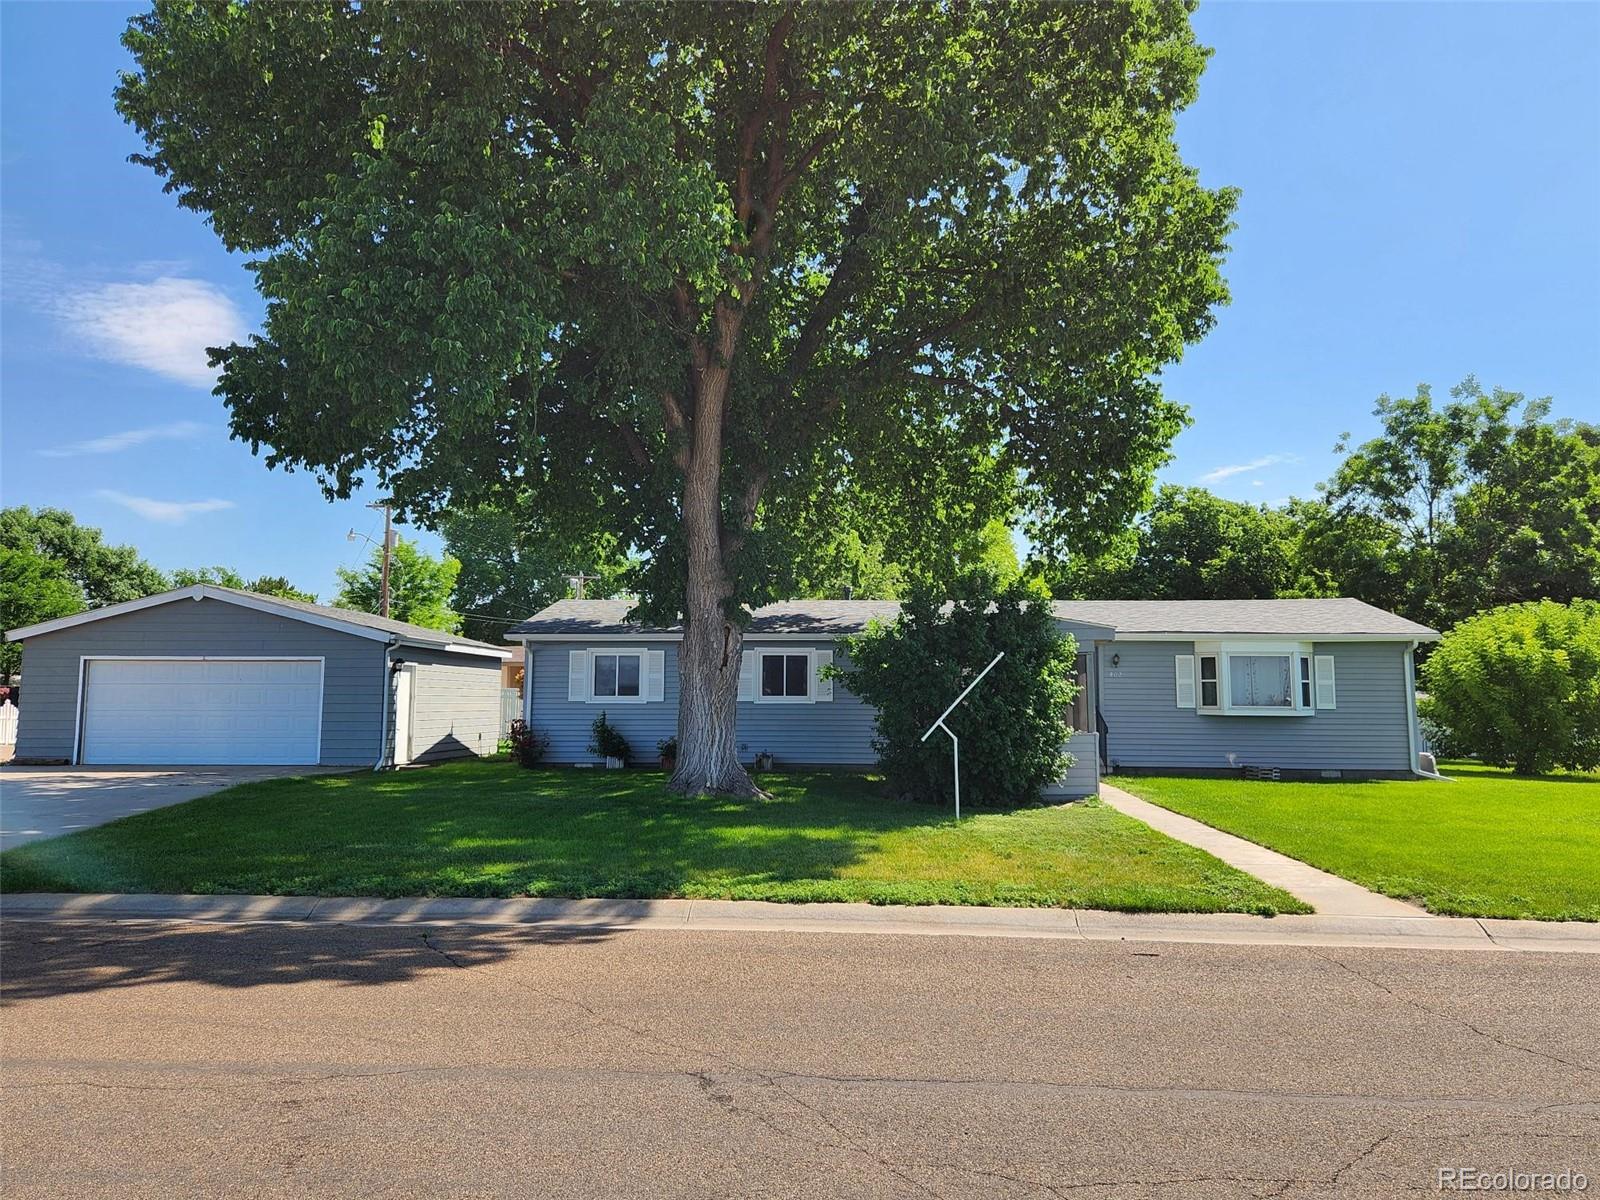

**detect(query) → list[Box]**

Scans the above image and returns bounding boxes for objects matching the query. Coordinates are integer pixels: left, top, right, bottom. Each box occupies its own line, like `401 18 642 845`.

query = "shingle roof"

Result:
1050 598 1438 638
507 599 903 638
195 586 510 651
508 597 1438 640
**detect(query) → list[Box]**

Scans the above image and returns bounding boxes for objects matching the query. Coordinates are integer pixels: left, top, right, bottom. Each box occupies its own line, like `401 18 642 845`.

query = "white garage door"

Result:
81 658 323 765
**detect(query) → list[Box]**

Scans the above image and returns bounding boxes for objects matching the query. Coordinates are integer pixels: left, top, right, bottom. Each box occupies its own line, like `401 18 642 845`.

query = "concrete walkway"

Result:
1098 781 1426 917
5 891 1597 953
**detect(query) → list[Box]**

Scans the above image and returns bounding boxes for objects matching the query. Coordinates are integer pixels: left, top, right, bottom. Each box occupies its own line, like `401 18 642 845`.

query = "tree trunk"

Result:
667 334 761 797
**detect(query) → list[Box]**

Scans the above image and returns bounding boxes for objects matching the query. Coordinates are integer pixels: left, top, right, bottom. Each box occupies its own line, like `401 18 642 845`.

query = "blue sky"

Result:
3 2 1597 599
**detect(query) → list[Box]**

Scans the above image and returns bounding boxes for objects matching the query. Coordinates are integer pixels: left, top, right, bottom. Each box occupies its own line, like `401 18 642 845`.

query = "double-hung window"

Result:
593 652 642 699
760 652 810 700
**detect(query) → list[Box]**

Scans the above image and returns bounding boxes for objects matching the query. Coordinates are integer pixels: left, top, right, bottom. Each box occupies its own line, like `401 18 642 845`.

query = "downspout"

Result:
521 639 533 726
374 636 397 771
1404 639 1449 780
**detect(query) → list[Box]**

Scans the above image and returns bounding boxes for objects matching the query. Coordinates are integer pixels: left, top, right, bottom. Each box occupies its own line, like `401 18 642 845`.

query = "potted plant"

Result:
754 749 774 772
588 711 629 768
658 735 678 772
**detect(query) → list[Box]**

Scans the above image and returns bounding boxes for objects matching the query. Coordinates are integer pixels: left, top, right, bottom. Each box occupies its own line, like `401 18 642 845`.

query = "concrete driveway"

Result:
0 765 343 850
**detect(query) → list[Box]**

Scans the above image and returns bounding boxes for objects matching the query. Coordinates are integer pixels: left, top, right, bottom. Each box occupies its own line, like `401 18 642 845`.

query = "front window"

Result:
1299 655 1313 709
593 652 641 698
1198 655 1220 709
760 652 809 699
1228 654 1294 709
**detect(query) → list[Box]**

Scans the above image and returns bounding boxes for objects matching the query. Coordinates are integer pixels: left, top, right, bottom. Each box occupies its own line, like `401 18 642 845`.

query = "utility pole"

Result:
349 501 399 618
566 571 599 600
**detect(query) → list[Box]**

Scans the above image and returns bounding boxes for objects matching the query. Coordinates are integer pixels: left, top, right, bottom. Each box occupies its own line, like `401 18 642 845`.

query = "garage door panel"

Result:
82 659 322 765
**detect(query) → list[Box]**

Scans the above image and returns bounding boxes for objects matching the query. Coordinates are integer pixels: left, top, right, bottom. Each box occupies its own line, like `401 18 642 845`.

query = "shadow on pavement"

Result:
0 919 615 1005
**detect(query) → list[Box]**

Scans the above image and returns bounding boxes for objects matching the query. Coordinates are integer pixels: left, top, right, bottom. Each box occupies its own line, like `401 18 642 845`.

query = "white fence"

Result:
501 689 522 736
0 701 17 746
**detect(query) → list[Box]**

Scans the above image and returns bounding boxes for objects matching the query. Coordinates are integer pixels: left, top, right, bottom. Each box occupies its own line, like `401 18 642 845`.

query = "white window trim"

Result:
755 648 816 704
588 647 648 704
1193 640 1317 718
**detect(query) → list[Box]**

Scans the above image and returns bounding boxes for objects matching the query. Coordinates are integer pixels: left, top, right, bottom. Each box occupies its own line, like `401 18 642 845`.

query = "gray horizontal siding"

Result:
1099 640 1415 773
527 640 879 766
1043 731 1101 799
12 597 384 766
402 646 502 763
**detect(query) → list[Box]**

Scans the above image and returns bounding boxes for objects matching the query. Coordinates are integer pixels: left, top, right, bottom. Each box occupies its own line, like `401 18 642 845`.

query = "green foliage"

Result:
0 506 167 606
334 537 462 632
838 575 1076 807
0 547 86 677
115 1 1234 612
170 565 317 602
587 711 630 762
506 718 550 768
439 504 629 642
1053 486 1329 600
1322 379 1599 629
1421 600 1600 775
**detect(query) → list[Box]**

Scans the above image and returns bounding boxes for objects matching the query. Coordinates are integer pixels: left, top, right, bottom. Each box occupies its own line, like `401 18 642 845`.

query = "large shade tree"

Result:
118 1 1235 793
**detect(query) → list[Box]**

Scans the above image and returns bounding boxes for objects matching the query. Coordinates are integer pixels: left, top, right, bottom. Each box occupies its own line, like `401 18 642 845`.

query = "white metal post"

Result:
921 651 1003 819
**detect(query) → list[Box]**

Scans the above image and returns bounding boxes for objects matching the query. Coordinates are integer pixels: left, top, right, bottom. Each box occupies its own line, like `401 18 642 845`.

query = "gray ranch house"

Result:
4 585 510 768
509 597 1439 796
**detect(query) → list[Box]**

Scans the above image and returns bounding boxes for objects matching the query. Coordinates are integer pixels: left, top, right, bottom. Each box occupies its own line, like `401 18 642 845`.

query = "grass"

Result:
0 760 1308 915
1114 761 1600 922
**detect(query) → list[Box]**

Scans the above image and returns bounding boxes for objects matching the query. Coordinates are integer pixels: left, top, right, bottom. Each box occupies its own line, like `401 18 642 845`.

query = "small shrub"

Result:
588 711 629 762
657 735 678 765
836 573 1076 807
506 719 549 768
1422 599 1600 775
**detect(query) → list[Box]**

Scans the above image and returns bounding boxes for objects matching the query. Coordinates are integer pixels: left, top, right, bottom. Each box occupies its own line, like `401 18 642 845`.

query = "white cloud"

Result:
96 490 235 525
1198 454 1300 485
39 420 209 458
60 277 246 387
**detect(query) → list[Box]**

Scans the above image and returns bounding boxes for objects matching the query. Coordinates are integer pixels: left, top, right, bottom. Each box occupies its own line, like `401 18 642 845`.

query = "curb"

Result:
3 892 1597 953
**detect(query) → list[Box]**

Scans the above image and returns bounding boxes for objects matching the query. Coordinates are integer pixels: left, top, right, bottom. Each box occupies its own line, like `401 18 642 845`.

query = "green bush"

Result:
506 719 550 768
1422 600 1600 774
587 711 629 762
837 575 1076 807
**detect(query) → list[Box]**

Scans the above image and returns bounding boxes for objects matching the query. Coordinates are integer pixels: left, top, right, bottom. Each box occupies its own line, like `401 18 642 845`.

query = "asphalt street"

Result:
2 919 1596 1198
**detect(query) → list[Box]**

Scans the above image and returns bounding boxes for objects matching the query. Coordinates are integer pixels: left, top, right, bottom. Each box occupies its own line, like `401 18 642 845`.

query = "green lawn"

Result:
1115 762 1600 921
0 761 1308 914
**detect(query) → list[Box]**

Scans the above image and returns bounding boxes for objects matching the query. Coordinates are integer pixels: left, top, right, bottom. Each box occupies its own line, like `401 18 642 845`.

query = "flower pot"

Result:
754 752 774 772
660 755 677 773
604 756 624 769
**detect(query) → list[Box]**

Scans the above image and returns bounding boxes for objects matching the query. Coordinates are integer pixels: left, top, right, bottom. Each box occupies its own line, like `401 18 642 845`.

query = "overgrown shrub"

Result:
506 719 549 768
1422 600 1600 775
1414 696 1468 761
837 574 1076 807
587 711 629 762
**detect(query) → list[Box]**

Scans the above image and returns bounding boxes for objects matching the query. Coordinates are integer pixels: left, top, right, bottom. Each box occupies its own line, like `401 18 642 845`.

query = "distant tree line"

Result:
1050 379 1599 633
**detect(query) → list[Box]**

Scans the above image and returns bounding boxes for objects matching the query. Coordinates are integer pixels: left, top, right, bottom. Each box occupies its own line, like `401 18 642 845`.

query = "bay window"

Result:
1183 642 1328 716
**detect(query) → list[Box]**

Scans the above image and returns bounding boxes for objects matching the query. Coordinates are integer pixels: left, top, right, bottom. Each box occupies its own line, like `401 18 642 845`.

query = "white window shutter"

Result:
645 650 665 702
737 650 757 702
1315 655 1337 709
813 649 834 702
1174 654 1196 708
567 650 590 702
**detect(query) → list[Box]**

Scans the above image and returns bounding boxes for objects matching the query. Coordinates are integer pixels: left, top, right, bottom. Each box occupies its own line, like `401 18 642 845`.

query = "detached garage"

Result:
4 585 510 768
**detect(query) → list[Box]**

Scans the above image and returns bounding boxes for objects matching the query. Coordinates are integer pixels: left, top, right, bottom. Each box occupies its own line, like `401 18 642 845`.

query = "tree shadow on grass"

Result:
0 918 612 1005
